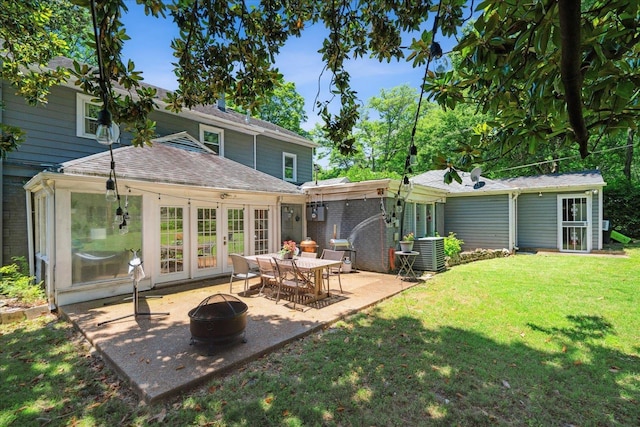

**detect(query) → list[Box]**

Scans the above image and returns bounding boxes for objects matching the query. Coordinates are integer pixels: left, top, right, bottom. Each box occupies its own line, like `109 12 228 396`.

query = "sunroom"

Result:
24 133 306 307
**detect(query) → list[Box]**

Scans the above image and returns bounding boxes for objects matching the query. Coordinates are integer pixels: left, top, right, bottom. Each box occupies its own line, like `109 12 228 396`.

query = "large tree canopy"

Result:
2 0 638 165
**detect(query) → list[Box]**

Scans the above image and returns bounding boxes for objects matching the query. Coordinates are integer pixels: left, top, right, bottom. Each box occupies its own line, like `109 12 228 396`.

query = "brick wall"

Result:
3 175 30 265
306 198 395 273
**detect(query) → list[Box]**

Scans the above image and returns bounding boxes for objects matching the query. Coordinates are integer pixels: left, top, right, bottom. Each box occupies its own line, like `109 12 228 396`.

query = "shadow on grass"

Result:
173 309 639 426
0 316 135 426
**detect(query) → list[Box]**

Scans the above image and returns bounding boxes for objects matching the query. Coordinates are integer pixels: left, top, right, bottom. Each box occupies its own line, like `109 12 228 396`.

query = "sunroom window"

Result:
71 193 142 284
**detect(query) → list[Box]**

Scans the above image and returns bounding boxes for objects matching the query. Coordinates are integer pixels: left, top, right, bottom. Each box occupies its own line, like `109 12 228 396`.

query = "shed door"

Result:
558 195 591 252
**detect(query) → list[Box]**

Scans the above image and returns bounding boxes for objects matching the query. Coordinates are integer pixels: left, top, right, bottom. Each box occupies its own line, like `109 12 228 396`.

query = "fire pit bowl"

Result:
188 293 248 352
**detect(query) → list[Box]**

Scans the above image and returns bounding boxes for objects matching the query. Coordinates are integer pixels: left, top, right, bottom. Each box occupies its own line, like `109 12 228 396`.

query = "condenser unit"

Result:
412 237 446 272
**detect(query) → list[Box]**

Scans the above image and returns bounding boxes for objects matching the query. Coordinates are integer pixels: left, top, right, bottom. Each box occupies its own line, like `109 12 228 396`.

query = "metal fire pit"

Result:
188 293 248 353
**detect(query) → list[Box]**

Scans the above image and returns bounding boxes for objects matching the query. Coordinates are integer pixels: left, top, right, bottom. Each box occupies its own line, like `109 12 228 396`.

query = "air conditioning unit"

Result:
413 237 446 272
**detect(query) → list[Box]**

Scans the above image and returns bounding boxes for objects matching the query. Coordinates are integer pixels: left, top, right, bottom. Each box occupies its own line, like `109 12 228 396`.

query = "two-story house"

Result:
2 57 315 306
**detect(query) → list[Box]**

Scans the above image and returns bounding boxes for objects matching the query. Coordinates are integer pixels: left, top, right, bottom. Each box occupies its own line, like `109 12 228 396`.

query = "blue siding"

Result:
256 135 313 184
444 195 510 250
517 193 557 249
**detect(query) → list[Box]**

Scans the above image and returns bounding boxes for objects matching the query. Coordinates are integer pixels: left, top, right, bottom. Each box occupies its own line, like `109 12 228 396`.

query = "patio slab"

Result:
60 270 421 403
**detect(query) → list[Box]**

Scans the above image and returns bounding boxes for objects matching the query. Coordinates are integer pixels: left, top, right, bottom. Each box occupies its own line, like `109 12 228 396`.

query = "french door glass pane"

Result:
160 206 183 273
197 208 217 269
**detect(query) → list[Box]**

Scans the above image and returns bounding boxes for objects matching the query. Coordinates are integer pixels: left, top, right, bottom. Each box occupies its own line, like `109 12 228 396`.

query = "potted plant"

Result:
400 232 415 252
279 240 298 259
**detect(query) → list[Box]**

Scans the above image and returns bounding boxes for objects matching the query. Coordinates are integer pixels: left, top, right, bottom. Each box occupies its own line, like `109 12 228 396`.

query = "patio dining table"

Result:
244 254 343 302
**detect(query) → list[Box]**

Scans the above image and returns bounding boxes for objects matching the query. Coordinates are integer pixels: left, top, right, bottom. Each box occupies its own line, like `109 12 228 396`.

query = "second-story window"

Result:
283 152 297 182
76 93 101 139
199 124 224 155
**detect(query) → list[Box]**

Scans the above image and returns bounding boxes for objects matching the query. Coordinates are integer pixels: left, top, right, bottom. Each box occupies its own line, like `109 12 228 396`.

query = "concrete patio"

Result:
59 270 423 403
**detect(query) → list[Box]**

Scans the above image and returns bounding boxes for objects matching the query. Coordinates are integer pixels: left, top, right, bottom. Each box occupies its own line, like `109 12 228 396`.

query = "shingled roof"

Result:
60 132 303 194
412 169 605 194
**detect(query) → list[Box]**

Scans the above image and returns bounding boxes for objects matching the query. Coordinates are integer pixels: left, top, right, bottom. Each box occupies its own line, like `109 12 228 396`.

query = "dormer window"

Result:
199 124 224 155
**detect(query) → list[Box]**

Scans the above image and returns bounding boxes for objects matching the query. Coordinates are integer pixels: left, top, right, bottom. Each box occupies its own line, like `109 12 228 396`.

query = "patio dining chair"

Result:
256 256 278 295
272 258 314 309
320 249 345 294
229 253 259 293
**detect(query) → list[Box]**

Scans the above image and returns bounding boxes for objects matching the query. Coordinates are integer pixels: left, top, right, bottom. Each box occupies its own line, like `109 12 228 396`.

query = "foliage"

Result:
3 0 638 168
0 123 26 159
430 0 640 167
402 232 415 241
603 182 640 238
0 257 46 305
356 84 421 174
2 246 639 425
228 78 309 136
441 231 464 257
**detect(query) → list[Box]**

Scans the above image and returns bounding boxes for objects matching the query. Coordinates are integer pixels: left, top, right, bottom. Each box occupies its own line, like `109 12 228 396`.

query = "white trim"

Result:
76 93 100 140
283 152 297 182
557 193 592 252
199 124 225 156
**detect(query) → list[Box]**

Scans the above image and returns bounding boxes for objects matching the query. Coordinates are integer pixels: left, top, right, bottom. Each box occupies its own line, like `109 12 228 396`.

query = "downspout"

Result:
510 191 520 252
42 179 56 309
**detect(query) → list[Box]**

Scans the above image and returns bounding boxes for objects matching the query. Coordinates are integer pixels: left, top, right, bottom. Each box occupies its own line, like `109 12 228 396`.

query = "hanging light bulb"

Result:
410 145 418 166
114 205 123 224
119 218 128 235
105 176 117 202
396 199 403 213
403 175 410 185
95 109 120 146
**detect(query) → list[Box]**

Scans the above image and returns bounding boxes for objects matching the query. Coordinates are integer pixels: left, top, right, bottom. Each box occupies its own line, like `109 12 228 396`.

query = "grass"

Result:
1 245 639 426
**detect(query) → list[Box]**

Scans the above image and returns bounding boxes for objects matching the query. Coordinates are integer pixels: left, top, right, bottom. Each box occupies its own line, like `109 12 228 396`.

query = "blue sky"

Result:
121 5 457 131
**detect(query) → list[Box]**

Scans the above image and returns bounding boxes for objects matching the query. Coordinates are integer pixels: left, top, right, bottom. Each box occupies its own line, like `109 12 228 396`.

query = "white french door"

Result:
558 195 591 252
192 206 223 277
223 206 247 270
159 205 189 281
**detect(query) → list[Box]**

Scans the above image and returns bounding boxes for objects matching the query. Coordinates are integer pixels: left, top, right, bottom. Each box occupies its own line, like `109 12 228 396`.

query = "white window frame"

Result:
283 152 297 182
199 124 225 156
76 93 101 139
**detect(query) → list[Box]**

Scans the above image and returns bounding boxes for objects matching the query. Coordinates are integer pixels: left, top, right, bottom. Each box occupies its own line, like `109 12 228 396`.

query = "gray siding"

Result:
518 192 601 250
517 193 557 249
444 195 510 250
256 135 313 184
3 85 117 176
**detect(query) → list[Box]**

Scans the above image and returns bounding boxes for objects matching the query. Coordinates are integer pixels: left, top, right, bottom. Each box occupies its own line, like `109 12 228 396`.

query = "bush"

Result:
442 232 464 258
0 257 46 305
603 182 640 239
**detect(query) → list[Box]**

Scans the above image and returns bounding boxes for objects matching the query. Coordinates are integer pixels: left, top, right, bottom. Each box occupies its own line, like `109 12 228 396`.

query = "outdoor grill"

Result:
188 293 248 354
329 238 357 270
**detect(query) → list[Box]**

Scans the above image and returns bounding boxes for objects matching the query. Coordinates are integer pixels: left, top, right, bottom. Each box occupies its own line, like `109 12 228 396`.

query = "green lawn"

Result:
2 245 639 426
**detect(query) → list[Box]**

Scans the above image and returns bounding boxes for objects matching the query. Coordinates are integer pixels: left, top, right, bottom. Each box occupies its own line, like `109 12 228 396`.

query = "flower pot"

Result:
399 241 414 252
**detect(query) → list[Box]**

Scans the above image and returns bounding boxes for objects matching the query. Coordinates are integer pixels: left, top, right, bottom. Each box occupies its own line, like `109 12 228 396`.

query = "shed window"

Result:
283 152 297 182
199 124 224 155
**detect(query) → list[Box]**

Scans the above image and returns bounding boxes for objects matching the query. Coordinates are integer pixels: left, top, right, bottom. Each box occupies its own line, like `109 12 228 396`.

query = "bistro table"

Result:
395 251 420 281
244 254 343 302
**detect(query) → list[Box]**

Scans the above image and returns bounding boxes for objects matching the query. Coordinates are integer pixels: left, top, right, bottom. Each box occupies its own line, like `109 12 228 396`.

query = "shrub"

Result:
443 232 464 258
0 256 46 305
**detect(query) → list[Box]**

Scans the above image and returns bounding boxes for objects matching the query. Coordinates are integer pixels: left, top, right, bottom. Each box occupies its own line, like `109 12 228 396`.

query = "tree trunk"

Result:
558 0 589 158
624 129 634 181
